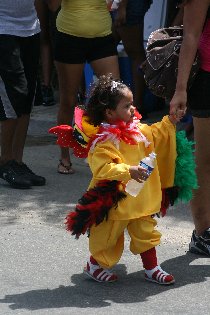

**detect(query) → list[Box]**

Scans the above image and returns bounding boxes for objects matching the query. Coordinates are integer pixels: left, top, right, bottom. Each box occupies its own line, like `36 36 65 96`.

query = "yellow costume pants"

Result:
89 215 161 269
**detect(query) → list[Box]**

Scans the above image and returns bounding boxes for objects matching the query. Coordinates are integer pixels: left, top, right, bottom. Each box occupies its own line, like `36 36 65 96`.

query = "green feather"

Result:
174 131 198 204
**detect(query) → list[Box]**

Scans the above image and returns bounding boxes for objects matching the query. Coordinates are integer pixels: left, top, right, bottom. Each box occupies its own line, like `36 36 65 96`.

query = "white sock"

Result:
145 265 168 278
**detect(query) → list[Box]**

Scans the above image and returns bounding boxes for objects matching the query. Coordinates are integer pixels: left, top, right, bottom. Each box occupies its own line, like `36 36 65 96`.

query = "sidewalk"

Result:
0 103 209 315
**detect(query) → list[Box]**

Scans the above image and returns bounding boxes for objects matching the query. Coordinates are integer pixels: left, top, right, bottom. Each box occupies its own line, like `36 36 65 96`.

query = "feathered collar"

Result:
49 107 150 158
89 118 150 152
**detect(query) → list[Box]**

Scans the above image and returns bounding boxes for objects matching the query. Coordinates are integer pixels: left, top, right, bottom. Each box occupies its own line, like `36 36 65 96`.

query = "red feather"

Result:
160 187 179 217
65 180 126 238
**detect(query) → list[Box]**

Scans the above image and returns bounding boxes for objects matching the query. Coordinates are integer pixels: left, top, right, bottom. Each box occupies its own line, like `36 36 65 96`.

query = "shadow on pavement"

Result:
0 252 209 311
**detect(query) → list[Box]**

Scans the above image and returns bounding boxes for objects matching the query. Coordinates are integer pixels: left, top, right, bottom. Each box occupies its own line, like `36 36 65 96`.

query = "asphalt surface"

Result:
0 103 210 315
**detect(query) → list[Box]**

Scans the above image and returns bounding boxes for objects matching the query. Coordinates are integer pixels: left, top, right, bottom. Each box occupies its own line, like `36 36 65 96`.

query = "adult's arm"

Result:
171 7 184 26
45 0 61 12
114 0 128 27
170 0 209 116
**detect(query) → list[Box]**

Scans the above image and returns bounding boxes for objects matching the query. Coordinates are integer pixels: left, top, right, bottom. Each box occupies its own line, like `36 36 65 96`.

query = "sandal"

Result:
84 256 118 283
57 160 75 175
145 265 175 285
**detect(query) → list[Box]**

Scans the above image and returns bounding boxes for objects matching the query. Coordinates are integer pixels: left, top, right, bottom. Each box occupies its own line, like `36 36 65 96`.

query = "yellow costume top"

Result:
49 109 197 238
87 116 176 220
56 0 112 38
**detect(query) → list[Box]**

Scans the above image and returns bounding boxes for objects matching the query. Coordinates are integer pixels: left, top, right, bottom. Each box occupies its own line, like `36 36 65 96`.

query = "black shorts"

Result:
54 31 118 64
188 69 210 118
0 34 40 121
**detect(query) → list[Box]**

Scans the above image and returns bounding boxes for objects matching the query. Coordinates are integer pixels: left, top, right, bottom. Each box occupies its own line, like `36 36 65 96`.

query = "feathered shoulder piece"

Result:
49 107 99 158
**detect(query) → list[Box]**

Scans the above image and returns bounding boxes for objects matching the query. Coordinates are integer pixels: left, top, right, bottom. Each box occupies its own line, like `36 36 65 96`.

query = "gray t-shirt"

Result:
0 0 40 37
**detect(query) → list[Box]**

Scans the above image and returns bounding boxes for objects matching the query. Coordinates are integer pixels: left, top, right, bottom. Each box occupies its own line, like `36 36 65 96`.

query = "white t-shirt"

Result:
0 0 40 37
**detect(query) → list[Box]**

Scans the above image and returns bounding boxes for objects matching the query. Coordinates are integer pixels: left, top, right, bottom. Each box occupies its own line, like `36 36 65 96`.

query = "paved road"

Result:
0 104 209 315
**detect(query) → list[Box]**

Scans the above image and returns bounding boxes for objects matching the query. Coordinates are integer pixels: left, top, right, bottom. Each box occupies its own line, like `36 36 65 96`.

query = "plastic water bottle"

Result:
125 152 157 197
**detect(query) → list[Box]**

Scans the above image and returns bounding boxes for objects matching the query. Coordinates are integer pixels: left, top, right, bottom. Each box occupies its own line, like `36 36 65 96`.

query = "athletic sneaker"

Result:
189 229 210 256
0 160 32 189
19 163 46 186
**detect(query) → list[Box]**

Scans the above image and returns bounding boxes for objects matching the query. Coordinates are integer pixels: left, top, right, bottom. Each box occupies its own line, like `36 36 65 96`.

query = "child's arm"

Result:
89 142 148 184
145 115 177 188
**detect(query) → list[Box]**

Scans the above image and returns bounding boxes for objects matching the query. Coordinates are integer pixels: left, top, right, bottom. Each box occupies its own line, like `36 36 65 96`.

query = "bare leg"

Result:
12 114 30 163
114 23 146 111
55 61 84 173
91 55 120 79
36 0 53 86
1 114 30 164
0 119 17 164
191 117 210 235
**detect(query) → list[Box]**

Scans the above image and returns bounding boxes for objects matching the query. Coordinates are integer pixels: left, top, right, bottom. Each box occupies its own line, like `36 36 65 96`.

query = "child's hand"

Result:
129 165 149 183
169 109 186 124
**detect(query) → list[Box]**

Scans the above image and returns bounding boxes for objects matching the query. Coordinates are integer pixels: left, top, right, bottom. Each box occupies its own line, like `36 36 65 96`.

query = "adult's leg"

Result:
12 114 30 162
0 34 44 188
0 115 29 165
191 117 210 235
0 35 34 164
55 61 84 173
36 1 56 106
0 119 17 163
91 55 120 79
13 34 40 163
114 23 146 112
36 0 53 86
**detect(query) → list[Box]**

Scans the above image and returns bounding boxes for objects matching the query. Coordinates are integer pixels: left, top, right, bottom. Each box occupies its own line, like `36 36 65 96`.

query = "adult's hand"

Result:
169 90 187 120
114 6 126 27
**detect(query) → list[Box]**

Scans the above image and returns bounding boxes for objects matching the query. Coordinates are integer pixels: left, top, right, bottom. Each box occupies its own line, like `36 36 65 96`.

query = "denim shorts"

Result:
188 69 210 118
126 0 153 25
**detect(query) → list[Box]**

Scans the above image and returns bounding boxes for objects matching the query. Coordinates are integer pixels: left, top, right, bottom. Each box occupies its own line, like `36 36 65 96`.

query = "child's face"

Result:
106 88 135 124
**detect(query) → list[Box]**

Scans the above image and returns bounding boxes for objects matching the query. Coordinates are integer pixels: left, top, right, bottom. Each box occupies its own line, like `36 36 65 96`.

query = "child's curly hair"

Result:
86 73 129 126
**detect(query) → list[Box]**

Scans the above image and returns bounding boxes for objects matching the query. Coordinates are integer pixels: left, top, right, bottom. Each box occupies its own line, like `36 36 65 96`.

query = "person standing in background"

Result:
35 0 57 107
111 0 153 119
46 0 120 175
170 0 210 256
0 0 46 189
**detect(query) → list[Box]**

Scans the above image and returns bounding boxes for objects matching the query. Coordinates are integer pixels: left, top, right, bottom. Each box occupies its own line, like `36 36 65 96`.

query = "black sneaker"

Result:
189 229 210 256
41 85 55 107
19 163 46 186
0 160 32 189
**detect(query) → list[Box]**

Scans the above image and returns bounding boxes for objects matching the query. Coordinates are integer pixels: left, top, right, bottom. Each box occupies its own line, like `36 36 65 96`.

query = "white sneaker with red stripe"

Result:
84 256 118 283
145 265 175 285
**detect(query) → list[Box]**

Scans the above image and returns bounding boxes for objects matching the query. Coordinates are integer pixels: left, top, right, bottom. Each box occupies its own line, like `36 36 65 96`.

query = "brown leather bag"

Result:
141 26 200 100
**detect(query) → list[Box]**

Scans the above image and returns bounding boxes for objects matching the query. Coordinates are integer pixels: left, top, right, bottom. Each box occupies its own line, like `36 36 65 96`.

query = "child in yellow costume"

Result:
50 74 191 285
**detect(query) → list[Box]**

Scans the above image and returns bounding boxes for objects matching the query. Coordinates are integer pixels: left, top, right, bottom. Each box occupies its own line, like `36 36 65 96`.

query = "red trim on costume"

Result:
49 125 88 158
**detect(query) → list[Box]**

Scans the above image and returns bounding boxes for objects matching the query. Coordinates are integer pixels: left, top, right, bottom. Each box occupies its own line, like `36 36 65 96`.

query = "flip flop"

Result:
57 160 75 174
